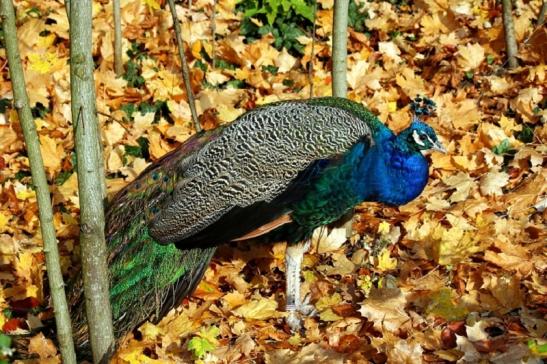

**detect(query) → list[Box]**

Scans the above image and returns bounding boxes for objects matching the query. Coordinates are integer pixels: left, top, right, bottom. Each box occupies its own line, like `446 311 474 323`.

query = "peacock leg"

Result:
285 240 316 331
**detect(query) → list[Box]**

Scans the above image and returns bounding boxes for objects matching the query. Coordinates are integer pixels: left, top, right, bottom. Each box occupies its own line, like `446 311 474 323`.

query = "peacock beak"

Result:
431 140 446 153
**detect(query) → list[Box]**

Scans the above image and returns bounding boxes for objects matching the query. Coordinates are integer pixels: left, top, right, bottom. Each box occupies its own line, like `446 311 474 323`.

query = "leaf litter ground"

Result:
0 0 545 363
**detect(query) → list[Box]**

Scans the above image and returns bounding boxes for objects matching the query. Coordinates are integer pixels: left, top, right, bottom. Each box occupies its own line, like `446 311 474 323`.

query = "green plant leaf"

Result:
187 326 220 359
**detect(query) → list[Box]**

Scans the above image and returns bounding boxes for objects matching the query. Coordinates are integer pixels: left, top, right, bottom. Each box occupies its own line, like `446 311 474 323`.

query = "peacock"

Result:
64 96 445 356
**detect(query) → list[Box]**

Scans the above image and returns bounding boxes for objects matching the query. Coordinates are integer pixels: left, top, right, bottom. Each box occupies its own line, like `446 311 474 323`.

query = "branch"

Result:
166 0 202 133
0 1 77 362
69 0 114 362
332 0 349 97
113 0 123 76
502 0 519 68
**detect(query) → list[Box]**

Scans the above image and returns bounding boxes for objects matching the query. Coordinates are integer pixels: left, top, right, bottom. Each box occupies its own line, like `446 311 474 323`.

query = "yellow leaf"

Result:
28 52 64 74
302 270 316 283
142 0 160 10
40 135 65 173
359 287 410 331
206 70 230 86
313 226 346 253
319 308 342 322
425 196 451 211
26 284 39 298
28 333 58 359
119 346 165 364
377 248 397 271
510 87 543 122
37 33 56 48
426 288 468 321
104 121 126 146
395 68 426 98
15 252 34 280
275 48 296 73
480 170 509 196
288 333 302 346
378 221 390 235
234 298 282 320
378 41 401 63
192 40 202 59
315 293 342 311
139 322 162 341
14 181 36 200
162 311 195 340
456 43 485 71
221 291 246 310
57 173 79 207
437 227 481 266
0 212 9 229
443 172 475 203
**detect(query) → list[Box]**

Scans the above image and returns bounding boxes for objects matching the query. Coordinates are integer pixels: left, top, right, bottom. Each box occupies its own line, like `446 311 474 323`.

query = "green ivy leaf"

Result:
492 139 511 155
187 326 220 359
291 0 314 22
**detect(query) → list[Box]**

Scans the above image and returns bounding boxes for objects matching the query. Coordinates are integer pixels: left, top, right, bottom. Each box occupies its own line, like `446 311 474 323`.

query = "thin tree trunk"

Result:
211 0 216 71
502 0 519 68
69 0 114 362
332 0 348 97
308 0 317 98
332 0 351 236
113 0 123 76
538 1 546 25
0 2 77 362
166 0 201 133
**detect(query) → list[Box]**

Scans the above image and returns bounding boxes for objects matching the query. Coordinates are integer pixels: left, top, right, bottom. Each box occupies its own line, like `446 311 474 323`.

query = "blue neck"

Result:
352 127 429 206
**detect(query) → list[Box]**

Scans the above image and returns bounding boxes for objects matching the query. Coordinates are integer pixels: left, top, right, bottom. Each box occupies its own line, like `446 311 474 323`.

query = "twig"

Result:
211 0 216 71
332 0 349 97
69 0 115 362
166 0 202 133
502 0 519 68
113 0 123 76
308 0 317 99
0 1 77 362
65 0 70 21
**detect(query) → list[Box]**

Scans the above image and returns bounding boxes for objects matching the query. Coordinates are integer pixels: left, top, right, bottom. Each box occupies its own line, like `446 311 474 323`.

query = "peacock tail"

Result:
69 129 223 355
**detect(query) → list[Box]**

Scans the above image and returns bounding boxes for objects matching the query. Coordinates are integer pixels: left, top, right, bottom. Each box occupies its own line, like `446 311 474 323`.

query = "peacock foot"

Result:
286 294 317 332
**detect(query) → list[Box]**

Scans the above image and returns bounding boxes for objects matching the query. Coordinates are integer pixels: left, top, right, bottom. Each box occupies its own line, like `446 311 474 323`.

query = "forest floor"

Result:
0 0 545 363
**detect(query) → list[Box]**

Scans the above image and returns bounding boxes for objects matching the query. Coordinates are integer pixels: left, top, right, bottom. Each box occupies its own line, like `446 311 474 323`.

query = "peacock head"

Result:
399 118 446 154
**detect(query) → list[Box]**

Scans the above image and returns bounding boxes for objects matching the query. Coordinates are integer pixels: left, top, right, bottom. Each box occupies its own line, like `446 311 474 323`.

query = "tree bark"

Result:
538 1 546 25
0 1 77 362
332 0 349 97
166 0 202 133
332 0 351 235
502 0 519 68
113 0 123 76
69 0 114 362
308 0 317 98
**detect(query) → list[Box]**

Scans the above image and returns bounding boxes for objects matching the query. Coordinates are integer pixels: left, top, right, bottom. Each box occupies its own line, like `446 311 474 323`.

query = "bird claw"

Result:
299 293 317 316
286 295 317 332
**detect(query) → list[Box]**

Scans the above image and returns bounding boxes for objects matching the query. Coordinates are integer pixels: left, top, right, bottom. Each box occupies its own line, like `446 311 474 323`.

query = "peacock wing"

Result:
148 101 374 245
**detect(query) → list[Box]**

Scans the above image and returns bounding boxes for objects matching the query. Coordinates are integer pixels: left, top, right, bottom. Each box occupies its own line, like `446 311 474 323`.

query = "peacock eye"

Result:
420 134 427 140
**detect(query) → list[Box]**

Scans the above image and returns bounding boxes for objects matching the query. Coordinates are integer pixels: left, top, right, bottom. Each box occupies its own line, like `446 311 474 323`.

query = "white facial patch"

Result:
412 130 425 146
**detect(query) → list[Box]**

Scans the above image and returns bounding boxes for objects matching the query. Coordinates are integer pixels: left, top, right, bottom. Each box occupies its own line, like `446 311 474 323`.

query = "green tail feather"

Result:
70 218 216 356
69 130 224 357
